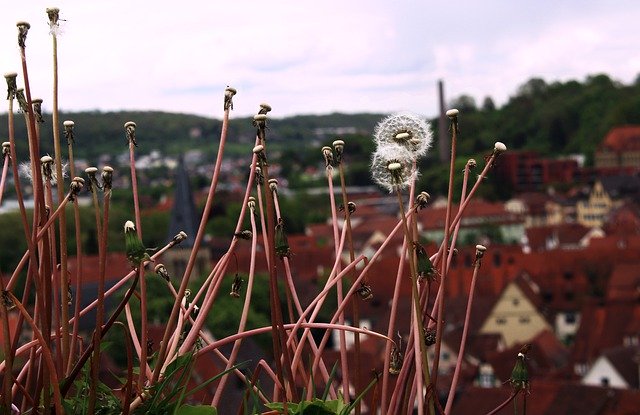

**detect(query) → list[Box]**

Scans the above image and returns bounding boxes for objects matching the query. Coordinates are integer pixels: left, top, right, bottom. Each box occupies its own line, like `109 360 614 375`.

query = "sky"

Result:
1 1 639 119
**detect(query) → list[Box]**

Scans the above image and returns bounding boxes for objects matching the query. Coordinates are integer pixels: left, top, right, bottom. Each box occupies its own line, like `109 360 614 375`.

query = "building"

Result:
495 151 581 192
594 125 640 174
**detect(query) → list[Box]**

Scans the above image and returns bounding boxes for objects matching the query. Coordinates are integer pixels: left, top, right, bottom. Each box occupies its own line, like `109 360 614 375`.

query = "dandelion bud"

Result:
101 166 113 190
332 139 345 163
41 155 54 181
63 120 75 144
248 196 256 210
69 177 84 200
15 89 28 113
254 165 264 185
172 231 188 245
446 109 459 119
224 86 237 111
2 142 10 156
4 72 18 100
46 7 60 26
356 283 373 301
268 178 278 193
259 103 272 114
321 146 333 167
85 167 99 191
154 263 170 282
32 98 44 123
252 145 266 165
124 121 137 146
16 21 31 48
416 191 430 209
493 141 507 154
424 328 437 346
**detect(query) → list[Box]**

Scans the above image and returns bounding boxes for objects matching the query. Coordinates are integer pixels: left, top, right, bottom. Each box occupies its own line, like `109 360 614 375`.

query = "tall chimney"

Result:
438 80 449 163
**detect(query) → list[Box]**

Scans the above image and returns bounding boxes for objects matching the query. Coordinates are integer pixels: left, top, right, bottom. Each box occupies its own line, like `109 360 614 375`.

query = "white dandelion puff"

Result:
371 144 418 193
18 158 68 185
373 112 433 159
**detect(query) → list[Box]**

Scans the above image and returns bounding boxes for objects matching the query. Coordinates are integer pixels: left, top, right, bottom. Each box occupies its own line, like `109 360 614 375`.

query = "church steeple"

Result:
167 155 198 247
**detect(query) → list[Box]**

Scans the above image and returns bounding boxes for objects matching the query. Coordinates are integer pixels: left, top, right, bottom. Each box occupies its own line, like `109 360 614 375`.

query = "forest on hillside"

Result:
1 73 639 162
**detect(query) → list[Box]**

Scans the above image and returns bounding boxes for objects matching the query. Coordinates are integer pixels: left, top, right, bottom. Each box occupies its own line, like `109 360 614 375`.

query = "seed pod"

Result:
389 333 404 375
414 242 436 282
230 274 243 298
424 328 437 346
275 218 291 259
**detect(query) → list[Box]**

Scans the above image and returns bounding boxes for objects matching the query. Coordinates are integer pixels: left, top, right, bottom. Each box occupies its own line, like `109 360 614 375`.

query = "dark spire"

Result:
438 79 450 163
167 155 198 247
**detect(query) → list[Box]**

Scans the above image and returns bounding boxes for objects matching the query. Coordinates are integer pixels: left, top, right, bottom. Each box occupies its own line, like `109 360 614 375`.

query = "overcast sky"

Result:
1 1 639 119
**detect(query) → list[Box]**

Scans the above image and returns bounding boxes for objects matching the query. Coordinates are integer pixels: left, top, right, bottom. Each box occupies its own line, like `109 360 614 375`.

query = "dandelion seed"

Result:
373 112 432 159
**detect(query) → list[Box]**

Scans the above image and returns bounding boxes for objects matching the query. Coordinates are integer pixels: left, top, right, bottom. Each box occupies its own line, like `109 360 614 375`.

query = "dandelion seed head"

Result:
124 220 135 232
373 112 433 159
494 141 507 153
371 144 417 193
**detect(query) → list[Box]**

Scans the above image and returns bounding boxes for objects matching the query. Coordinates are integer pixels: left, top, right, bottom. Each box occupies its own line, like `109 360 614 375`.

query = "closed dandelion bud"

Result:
321 146 334 167
15 89 28 113
356 283 373 301
424 328 437 346
154 263 171 282
253 145 266 165
268 178 278 193
493 141 507 155
339 201 356 214
510 351 530 391
234 230 253 240
415 242 436 282
389 333 404 375
85 166 100 191
32 98 44 123
224 86 237 111
2 142 10 156
4 72 18 100
254 166 264 185
332 139 345 163
416 191 430 210
63 120 75 144
124 220 150 267
275 218 291 258
68 177 84 200
230 274 243 298
474 244 487 266
41 155 54 181
259 103 272 114
172 231 188 245
16 21 30 48
124 121 137 146
101 166 113 190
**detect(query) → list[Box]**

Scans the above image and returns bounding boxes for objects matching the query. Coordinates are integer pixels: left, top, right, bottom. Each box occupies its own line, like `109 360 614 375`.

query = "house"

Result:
522 223 604 252
582 346 640 389
577 180 620 228
594 125 640 174
493 151 581 192
479 274 552 347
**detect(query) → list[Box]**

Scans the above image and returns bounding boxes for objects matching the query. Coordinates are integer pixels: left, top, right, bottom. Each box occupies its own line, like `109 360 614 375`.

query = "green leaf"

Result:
175 404 218 415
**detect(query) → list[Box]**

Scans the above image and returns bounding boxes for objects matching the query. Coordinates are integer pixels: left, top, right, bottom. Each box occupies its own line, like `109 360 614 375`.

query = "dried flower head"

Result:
69 177 84 200
321 146 333 167
32 98 44 123
370 144 416 193
2 142 10 156
259 103 272 114
172 231 188 245
254 166 264 185
416 191 430 209
4 72 18 100
154 263 170 282
252 144 267 165
332 139 345 163
424 328 437 346
124 121 137 146
40 155 54 181
224 86 237 111
16 21 30 48
248 196 256 210
101 166 114 190
268 178 278 193
493 141 507 154
63 120 75 144
46 7 62 35
374 112 432 159
15 89 28 113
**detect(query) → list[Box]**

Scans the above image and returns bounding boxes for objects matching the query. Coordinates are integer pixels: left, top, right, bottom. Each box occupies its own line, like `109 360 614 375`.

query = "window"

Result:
564 312 576 324
512 298 520 306
564 291 575 302
519 316 530 324
563 272 574 281
496 317 507 325
442 352 451 361
493 253 502 267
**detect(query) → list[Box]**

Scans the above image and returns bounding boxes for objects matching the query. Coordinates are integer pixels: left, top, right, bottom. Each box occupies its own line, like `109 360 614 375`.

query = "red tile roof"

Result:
606 262 640 302
600 125 640 152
